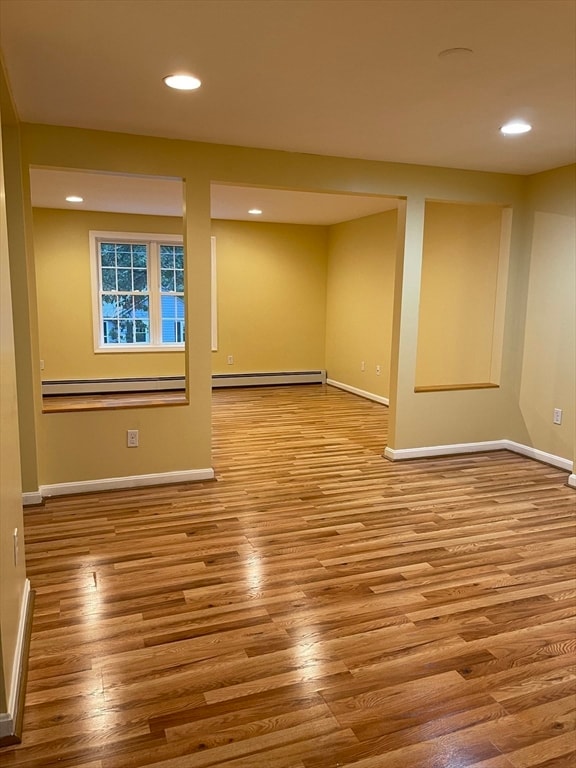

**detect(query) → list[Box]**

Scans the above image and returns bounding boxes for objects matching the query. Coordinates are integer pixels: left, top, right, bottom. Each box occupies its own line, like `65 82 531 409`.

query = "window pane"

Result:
162 319 185 343
161 270 175 292
119 319 134 344
133 248 147 268
162 320 175 343
117 251 132 268
174 247 184 269
175 270 184 292
160 248 174 269
103 319 119 343
133 268 147 291
134 295 149 318
100 243 116 267
101 268 116 291
117 268 132 291
161 293 185 343
161 294 175 317
117 294 134 318
101 295 117 318
134 319 149 342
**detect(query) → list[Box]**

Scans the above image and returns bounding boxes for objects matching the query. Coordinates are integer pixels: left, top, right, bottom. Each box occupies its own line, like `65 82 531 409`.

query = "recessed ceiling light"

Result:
248 209 263 215
65 195 84 203
500 120 532 135
163 74 202 91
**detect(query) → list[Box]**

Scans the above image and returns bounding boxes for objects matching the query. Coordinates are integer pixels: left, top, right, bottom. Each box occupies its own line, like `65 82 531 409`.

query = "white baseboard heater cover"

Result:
42 377 186 396
42 371 326 396
212 371 326 388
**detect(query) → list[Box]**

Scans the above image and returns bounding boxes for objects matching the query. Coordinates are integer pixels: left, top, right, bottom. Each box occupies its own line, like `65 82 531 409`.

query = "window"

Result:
160 244 186 344
90 231 185 351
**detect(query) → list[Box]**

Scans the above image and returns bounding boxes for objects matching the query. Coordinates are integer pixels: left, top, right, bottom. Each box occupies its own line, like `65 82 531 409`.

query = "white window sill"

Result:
95 345 185 353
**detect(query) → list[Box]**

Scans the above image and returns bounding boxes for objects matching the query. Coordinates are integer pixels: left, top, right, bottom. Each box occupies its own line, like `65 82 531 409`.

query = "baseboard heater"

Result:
212 371 326 388
42 371 326 396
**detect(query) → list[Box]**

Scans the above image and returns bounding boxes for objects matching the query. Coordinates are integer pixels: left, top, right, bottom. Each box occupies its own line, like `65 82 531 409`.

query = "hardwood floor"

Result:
2 384 575 767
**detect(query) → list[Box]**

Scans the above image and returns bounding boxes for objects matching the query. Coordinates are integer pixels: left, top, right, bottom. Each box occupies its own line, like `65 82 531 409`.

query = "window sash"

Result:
159 244 185 345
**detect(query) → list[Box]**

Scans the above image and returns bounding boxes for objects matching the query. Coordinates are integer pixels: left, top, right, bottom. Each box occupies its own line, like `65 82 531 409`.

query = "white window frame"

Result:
90 230 185 352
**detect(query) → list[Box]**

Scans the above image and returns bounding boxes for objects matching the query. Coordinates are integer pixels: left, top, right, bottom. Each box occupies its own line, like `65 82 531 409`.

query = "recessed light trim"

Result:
163 74 202 91
65 195 84 203
500 120 532 135
248 209 263 215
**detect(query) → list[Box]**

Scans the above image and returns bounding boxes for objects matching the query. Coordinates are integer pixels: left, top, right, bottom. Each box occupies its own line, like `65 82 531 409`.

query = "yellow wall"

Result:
0 86 27 723
387 196 524 451
33 211 329 381
33 208 186 380
1 64 40 494
517 165 575 461
325 211 397 398
211 219 328 373
416 202 506 387
15 121 563 487
22 128 215 487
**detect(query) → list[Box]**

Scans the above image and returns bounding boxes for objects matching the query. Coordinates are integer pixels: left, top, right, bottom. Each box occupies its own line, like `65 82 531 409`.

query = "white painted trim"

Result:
22 491 43 506
327 379 389 406
211 236 218 352
213 371 326 388
43 371 326 395
40 468 214 498
0 714 13 740
566 473 575 489
0 580 31 739
384 439 573 473
504 440 573 473
42 376 186 395
384 441 506 461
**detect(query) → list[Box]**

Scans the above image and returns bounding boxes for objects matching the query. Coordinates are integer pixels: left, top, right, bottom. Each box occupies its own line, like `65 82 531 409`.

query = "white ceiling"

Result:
2 0 575 177
29 168 398 223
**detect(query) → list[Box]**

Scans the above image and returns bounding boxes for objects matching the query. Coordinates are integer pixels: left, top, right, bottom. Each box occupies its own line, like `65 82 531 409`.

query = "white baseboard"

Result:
327 379 389 406
384 439 573 474
568 473 576 489
384 441 505 461
0 580 32 741
504 440 573 473
22 491 43 507
40 468 215 498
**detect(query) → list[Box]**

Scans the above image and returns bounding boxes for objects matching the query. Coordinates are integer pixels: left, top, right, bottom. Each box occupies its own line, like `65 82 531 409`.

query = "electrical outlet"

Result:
127 429 139 447
13 528 19 566
361 361 365 372
227 355 234 365
553 408 563 425
376 365 381 375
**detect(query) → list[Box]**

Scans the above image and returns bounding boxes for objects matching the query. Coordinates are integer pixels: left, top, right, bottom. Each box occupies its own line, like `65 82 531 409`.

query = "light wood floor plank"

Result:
1 384 574 767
